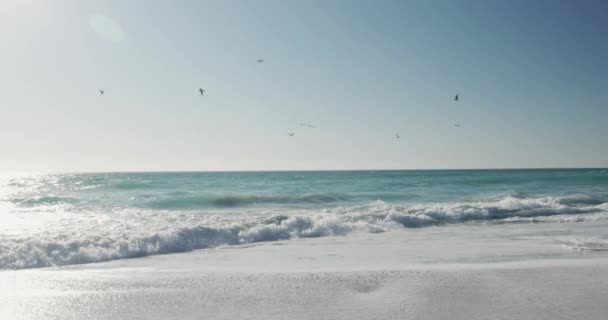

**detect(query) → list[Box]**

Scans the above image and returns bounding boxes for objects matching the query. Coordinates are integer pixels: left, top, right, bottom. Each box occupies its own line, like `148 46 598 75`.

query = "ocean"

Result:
1 169 608 270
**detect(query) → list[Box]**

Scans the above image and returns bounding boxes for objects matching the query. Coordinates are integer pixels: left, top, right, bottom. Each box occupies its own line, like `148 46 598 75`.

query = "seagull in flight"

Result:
454 123 461 127
199 88 205 96
256 59 264 63
99 90 104 95
288 132 295 136
299 123 316 128
454 93 459 101
395 133 400 139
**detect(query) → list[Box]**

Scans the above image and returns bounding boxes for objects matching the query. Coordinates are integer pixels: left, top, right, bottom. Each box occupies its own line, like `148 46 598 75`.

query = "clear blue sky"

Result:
0 0 606 171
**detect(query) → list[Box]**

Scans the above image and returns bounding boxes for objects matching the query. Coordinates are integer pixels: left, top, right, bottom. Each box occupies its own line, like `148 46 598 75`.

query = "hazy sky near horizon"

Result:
0 0 606 172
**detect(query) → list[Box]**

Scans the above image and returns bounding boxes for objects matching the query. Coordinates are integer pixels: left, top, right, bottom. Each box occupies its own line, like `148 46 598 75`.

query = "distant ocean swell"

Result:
6 192 419 209
1 195 607 270
144 193 353 209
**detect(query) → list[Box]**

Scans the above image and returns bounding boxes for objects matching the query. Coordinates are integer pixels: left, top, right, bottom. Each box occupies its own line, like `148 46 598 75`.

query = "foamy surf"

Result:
1 195 607 269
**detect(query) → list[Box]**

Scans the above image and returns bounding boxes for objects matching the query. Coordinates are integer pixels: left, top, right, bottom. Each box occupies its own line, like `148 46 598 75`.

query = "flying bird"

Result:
256 59 264 63
395 133 400 139
454 123 461 127
454 93 459 101
299 123 316 128
99 90 104 95
288 132 295 136
199 88 205 96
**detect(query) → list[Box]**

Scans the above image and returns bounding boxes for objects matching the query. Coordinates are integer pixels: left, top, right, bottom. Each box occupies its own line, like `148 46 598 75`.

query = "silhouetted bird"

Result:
257 59 264 63
99 90 104 95
299 123 316 128
454 93 459 101
199 88 205 96
396 133 400 139
454 123 461 127
288 132 295 136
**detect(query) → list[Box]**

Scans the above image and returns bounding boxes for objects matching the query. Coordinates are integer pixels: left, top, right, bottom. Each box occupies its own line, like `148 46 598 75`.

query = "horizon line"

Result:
3 167 607 175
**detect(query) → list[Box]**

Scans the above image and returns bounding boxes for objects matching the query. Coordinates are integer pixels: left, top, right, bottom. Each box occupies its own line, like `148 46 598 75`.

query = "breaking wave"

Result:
1 195 607 270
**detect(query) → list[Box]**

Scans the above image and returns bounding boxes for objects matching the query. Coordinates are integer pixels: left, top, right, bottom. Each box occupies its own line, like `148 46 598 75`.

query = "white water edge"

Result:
2 196 608 270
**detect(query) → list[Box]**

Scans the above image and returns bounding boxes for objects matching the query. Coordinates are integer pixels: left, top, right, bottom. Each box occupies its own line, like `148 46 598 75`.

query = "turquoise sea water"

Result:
5 169 608 209
1 169 608 269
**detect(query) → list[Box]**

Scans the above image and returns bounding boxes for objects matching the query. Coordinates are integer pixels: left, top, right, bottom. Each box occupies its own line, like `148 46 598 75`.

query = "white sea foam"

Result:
1 196 607 269
562 238 608 251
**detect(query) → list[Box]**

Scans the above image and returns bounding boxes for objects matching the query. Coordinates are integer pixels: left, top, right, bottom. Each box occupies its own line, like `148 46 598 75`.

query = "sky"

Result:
0 0 606 172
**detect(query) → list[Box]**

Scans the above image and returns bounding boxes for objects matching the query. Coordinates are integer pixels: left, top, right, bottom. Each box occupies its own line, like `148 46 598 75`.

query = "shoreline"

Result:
2 221 608 319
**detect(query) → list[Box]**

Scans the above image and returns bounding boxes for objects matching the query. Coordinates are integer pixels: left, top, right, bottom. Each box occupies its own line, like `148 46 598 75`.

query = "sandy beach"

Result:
2 220 608 320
